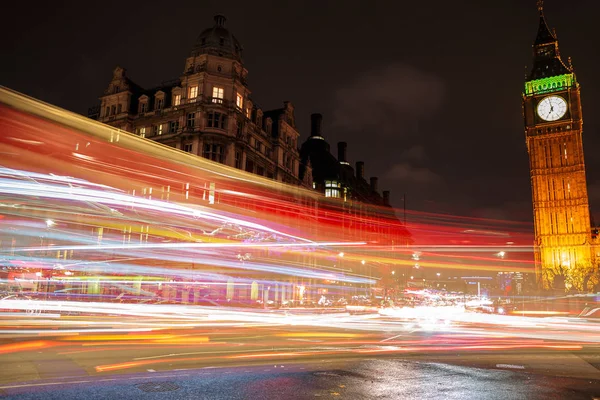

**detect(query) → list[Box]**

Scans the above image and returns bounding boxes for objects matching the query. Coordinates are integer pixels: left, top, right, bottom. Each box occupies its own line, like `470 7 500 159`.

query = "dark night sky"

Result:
2 0 599 224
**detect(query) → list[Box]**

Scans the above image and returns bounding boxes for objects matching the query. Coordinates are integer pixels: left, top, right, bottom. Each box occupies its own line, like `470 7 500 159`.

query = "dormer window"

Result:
173 94 181 106
139 97 148 114
265 119 272 134
212 87 224 104
236 93 243 109
156 98 163 110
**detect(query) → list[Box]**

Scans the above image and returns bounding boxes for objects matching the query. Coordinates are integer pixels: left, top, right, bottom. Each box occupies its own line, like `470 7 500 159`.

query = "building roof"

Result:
191 15 243 62
528 3 572 81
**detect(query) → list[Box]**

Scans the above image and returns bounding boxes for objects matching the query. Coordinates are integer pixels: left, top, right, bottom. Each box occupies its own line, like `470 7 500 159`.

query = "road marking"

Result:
496 364 525 370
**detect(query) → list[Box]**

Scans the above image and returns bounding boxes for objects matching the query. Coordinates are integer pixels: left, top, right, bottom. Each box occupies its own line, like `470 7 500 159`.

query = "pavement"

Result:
1 303 600 398
1 358 599 399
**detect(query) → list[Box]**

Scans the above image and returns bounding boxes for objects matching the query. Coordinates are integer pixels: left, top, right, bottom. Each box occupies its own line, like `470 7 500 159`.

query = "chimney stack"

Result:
356 161 364 180
370 177 378 192
383 191 390 206
310 113 322 137
337 142 347 163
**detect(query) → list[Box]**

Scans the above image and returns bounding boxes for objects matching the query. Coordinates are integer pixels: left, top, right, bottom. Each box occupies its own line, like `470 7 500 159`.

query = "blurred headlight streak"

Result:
1 87 599 386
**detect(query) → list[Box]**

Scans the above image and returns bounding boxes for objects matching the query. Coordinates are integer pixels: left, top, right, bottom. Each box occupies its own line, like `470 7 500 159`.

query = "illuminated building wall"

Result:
94 15 310 188
299 113 412 290
523 3 596 291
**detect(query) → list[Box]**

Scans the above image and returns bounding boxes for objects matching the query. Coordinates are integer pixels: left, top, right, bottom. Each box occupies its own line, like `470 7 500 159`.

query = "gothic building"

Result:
523 1 599 291
300 113 411 248
95 15 310 187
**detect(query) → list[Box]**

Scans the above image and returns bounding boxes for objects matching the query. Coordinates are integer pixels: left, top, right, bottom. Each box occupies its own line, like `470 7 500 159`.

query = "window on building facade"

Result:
173 94 181 106
105 106 110 117
237 121 243 136
235 151 241 169
170 120 179 133
245 107 251 119
156 98 163 110
207 112 226 129
236 93 243 109
187 113 195 128
245 159 254 173
140 102 147 113
325 180 341 198
117 104 122 114
183 143 193 153
255 141 261 153
256 166 264 176
111 105 116 115
203 144 224 163
212 87 224 104
139 127 146 138
189 86 198 99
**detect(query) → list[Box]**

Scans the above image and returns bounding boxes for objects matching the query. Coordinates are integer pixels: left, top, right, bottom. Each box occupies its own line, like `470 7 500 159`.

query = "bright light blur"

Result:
0 87 598 385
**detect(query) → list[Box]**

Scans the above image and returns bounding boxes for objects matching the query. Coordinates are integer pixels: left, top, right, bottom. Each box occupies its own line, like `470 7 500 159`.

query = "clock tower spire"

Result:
523 2 594 291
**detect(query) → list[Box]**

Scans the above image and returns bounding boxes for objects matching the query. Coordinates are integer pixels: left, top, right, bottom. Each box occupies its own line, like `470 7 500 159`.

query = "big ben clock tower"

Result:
523 1 594 290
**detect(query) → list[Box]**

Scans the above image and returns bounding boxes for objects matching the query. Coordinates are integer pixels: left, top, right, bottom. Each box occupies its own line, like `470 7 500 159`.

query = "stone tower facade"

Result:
523 1 597 291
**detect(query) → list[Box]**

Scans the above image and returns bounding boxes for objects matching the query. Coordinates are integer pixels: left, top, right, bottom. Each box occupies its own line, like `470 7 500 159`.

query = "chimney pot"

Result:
337 142 347 163
370 177 378 192
383 190 390 206
310 113 323 137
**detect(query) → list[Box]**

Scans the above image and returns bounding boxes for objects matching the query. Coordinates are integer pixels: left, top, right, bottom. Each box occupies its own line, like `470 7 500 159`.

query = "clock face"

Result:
537 96 567 121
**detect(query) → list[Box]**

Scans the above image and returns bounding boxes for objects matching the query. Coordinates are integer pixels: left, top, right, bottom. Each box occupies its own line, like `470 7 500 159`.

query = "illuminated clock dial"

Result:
537 96 567 121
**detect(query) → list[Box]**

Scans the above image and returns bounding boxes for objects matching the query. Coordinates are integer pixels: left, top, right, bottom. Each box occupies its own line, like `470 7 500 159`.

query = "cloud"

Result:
399 145 428 162
331 63 445 137
385 162 440 184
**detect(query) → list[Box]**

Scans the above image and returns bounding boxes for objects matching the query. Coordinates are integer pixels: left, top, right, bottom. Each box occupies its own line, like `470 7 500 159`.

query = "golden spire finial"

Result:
537 0 544 13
